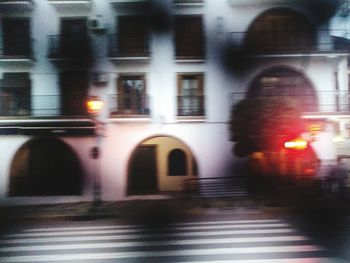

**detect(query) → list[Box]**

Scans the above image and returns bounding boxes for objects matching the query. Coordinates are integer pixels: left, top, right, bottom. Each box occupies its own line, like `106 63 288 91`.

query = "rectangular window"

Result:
115 75 149 115
177 74 204 117
117 16 148 57
0 73 31 116
1 18 31 57
175 15 204 59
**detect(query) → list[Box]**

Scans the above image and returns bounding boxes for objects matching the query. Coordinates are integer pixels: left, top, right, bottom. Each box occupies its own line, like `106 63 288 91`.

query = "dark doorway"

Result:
128 145 158 195
60 19 89 58
60 71 88 116
9 137 83 196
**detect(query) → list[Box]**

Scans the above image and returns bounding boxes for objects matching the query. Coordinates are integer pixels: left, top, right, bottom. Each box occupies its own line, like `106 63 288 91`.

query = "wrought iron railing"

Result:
230 91 350 113
0 35 33 59
186 176 248 198
174 0 203 4
109 93 150 116
47 35 91 59
177 95 205 116
0 95 89 117
227 30 350 54
108 34 149 58
0 0 33 4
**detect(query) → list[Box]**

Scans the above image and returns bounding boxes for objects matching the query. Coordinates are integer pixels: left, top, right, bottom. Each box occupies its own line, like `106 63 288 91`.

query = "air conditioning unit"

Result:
88 16 105 32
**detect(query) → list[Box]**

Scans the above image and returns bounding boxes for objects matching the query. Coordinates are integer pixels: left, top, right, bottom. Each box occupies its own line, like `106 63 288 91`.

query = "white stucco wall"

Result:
0 0 348 204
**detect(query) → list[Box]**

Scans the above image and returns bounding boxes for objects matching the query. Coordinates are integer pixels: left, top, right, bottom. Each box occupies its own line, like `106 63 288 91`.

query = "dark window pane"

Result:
168 149 187 176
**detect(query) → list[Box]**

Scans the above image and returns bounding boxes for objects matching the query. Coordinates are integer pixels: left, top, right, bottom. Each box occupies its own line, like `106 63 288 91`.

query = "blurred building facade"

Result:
0 0 349 204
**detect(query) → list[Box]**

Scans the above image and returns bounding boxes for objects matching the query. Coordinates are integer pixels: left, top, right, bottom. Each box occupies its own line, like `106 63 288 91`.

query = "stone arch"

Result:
9 137 83 196
247 66 318 112
127 135 198 195
245 8 316 52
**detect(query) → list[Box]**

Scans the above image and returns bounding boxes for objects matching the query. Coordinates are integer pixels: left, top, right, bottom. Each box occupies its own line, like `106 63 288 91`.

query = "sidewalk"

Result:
0 196 268 223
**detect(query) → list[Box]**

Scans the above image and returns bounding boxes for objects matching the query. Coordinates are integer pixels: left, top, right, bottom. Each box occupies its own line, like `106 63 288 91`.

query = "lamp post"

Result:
86 96 104 205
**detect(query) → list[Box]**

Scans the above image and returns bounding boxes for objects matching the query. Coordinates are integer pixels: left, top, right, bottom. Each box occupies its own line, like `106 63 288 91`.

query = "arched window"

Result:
168 149 187 176
246 8 316 53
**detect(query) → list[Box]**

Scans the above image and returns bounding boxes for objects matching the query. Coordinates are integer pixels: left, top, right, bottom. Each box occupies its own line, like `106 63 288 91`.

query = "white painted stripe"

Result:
0 246 325 262
176 259 334 263
24 219 283 232
8 223 289 237
0 235 310 252
1 229 296 244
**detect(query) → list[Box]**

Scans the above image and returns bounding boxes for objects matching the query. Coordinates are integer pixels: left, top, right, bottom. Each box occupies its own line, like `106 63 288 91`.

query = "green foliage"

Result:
230 96 304 157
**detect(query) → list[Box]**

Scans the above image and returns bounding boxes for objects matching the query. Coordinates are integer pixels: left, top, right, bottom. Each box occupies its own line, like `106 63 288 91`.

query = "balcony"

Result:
0 95 89 118
109 0 147 9
177 95 205 117
227 30 350 56
230 91 350 115
109 94 150 117
174 0 203 6
48 0 91 12
47 35 92 61
0 35 34 63
0 0 33 12
108 34 150 61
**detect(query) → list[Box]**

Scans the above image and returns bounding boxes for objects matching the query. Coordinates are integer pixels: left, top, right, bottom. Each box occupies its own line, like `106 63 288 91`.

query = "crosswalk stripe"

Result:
24 219 283 232
3 228 296 242
0 235 310 252
0 246 325 262
5 223 290 238
176 259 333 263
0 228 297 244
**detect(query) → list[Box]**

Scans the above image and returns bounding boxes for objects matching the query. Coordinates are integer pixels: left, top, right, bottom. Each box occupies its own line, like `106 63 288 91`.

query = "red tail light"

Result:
283 138 308 150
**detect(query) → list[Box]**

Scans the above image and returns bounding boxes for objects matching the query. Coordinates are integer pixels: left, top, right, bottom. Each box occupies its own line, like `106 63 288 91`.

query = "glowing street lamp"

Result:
87 96 104 115
87 96 104 205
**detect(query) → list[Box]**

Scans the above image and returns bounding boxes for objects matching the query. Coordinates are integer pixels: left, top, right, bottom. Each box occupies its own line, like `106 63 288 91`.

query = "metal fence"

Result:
108 34 150 58
0 95 88 117
227 29 350 54
0 35 33 59
177 95 205 116
186 176 248 198
47 35 91 59
109 93 150 116
230 91 350 113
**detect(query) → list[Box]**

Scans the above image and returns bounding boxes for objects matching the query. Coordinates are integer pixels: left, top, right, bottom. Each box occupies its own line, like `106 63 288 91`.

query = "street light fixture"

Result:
87 96 104 205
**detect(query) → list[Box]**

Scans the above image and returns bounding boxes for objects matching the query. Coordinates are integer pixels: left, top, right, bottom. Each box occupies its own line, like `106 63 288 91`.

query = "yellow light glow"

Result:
284 138 308 150
86 98 103 115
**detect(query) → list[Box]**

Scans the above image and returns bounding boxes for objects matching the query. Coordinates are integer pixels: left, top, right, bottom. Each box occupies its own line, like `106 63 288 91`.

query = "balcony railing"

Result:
47 35 91 60
177 95 205 116
0 95 89 117
230 91 350 114
109 93 150 116
0 35 33 60
0 0 33 11
48 0 91 11
227 30 350 54
108 34 149 59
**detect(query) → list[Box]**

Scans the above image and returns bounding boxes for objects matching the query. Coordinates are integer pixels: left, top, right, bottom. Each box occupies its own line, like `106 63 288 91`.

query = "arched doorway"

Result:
245 8 316 53
9 137 83 196
248 67 317 112
128 135 198 195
